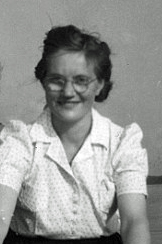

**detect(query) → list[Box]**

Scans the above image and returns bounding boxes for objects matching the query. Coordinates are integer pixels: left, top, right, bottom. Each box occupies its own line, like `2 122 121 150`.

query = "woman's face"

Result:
43 50 104 124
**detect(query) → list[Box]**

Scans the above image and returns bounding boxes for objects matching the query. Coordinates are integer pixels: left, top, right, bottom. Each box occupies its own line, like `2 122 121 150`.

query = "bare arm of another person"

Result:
0 184 18 244
118 193 151 244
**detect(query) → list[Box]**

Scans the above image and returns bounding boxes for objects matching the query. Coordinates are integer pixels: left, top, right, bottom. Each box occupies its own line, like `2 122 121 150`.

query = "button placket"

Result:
71 181 80 236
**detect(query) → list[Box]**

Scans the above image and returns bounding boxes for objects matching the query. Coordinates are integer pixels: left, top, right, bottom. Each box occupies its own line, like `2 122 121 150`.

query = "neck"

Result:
51 113 92 145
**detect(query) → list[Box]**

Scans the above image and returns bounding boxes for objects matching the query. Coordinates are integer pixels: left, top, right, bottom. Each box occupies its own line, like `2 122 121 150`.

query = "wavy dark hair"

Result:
35 25 113 102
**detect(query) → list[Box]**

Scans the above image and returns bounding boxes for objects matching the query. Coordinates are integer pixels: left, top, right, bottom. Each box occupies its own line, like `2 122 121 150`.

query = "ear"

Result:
95 79 104 96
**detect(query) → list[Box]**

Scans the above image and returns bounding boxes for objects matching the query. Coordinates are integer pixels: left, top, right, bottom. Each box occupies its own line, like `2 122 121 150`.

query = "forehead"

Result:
46 50 95 76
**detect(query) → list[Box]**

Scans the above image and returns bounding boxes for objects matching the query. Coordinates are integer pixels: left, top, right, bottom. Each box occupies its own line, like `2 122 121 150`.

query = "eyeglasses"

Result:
43 75 97 93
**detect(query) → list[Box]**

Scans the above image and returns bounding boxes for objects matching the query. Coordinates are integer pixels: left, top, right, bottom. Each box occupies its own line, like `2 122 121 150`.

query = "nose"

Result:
62 80 75 97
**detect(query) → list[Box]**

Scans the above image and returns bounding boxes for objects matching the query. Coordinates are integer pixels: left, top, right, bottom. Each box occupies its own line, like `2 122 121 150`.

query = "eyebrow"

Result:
46 73 64 77
46 73 91 78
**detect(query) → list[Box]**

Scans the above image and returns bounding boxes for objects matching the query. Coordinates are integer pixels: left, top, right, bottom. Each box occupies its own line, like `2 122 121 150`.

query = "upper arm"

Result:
118 193 149 228
112 123 148 196
111 124 150 243
0 184 18 242
117 193 151 244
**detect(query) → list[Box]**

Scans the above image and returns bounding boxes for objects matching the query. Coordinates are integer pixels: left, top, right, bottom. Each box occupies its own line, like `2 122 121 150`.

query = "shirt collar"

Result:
29 107 58 143
30 107 109 150
90 108 109 150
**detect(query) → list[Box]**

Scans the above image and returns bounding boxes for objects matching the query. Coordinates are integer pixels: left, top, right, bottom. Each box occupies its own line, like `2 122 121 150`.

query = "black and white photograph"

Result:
0 1 162 243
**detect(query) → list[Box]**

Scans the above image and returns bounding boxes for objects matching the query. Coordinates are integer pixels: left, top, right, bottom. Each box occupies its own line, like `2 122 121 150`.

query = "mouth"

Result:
57 101 80 107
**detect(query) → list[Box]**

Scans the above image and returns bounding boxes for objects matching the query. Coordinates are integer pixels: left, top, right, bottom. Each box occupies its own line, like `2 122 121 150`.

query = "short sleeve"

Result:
112 123 148 197
0 120 32 193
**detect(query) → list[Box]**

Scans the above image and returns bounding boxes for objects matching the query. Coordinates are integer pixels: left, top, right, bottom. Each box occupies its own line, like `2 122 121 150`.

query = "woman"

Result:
0 25 150 244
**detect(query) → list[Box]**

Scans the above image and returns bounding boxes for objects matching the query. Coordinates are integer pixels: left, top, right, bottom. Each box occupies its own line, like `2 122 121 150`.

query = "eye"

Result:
45 76 64 84
75 76 89 84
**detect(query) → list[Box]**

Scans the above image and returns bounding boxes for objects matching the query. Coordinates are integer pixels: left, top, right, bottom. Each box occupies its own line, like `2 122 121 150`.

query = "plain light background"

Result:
0 0 162 175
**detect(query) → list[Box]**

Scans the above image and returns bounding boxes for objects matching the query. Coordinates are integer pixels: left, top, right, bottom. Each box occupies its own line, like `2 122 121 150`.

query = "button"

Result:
71 230 75 235
72 203 77 211
73 208 77 215
73 197 78 204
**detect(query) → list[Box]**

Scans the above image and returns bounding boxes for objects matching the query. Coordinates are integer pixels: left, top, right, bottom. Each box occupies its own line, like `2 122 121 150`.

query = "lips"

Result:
57 101 80 108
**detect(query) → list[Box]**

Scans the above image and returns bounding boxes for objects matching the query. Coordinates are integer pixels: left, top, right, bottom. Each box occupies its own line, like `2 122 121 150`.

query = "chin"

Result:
52 110 81 123
49 102 92 124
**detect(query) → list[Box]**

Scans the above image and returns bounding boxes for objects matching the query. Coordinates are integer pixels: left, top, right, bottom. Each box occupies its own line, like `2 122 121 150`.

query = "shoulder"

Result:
92 108 123 134
112 122 148 177
0 120 33 157
1 120 29 139
0 120 34 192
96 111 143 141
92 109 145 154
92 109 123 147
116 122 145 150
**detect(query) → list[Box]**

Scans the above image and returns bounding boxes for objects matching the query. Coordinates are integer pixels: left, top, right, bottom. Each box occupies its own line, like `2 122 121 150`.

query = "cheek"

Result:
45 91 59 105
81 91 96 105
85 85 100 100
45 89 58 99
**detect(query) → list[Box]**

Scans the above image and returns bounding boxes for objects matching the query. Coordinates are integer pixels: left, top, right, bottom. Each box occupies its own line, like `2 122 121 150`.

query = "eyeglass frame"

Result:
43 75 97 94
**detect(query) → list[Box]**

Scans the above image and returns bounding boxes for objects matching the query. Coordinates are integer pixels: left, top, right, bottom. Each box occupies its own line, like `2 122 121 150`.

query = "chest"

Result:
19 141 115 212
